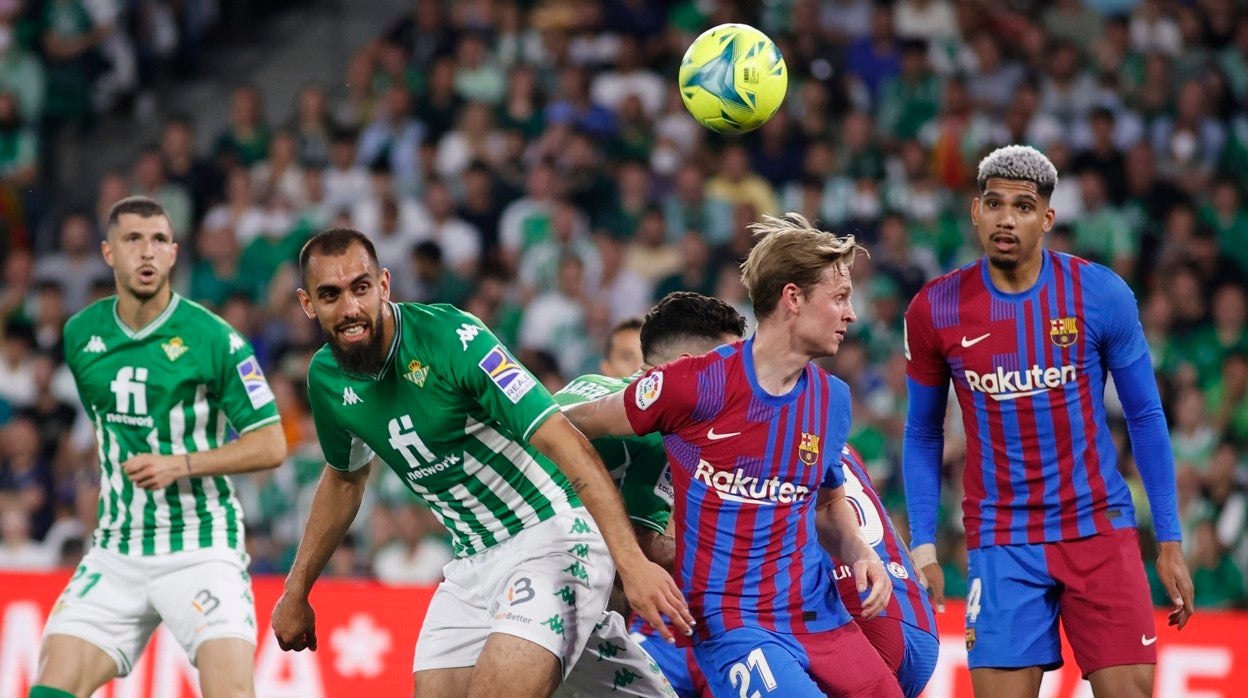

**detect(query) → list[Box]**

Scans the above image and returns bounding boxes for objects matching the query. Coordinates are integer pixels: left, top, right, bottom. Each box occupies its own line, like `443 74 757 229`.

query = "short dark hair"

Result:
640 292 747 365
106 196 170 232
299 227 381 287
604 317 643 356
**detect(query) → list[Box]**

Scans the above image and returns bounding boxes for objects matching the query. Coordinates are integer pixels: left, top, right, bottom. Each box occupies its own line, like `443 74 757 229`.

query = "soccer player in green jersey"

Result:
599 318 643 379
271 228 691 698
30 197 287 698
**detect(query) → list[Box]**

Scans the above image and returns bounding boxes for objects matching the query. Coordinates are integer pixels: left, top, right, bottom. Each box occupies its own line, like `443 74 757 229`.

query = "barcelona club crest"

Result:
404 359 429 387
798 433 821 466
1049 317 1078 348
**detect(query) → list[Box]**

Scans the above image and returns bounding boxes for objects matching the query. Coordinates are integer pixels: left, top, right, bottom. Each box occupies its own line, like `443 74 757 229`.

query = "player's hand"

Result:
855 557 892 618
1157 541 1195 630
619 558 694 643
121 453 186 490
272 591 319 651
921 563 946 613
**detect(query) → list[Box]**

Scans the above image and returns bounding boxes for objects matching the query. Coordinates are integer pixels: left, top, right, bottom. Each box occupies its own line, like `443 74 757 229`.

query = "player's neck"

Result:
749 327 809 396
985 252 1044 295
379 301 396 351
115 287 173 332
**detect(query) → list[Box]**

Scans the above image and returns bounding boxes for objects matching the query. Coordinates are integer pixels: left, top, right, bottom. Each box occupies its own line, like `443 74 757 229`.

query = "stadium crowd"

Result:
1 0 1247 610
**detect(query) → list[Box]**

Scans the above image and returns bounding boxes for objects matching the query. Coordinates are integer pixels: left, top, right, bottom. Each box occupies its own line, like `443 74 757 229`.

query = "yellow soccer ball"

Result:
678 23 788 135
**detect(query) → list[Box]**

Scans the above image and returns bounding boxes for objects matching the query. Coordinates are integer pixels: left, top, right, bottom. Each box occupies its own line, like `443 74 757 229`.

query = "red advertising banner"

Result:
0 571 1244 696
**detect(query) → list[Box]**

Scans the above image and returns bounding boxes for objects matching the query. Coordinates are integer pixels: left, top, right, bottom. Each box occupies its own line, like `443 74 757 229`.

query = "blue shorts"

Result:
632 629 704 698
899 622 939 698
965 528 1156 675
695 624 902 697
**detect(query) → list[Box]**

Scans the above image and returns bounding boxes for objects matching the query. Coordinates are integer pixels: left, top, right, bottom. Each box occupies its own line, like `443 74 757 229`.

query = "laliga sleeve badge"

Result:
635 371 664 410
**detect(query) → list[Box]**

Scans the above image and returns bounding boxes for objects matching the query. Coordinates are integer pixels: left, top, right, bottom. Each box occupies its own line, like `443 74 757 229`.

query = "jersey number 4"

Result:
728 648 777 698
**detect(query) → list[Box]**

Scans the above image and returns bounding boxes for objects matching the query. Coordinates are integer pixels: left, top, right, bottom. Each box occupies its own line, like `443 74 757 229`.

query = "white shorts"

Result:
413 508 615 678
42 546 256 677
556 610 676 697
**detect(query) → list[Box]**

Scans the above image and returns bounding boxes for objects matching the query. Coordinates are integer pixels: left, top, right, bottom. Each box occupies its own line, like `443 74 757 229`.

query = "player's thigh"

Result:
799 621 904 697
965 544 1062 671
40 547 160 681
1050 528 1157 677
34 634 118 697
853 615 906 675
1087 663 1153 698
971 667 1044 697
469 631 562 698
695 627 826 698
898 623 940 698
148 550 257 666
413 667 473 698
557 611 673 697
195 637 256 698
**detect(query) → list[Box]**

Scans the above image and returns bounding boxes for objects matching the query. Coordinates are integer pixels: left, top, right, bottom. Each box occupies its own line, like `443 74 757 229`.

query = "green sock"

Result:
29 686 77 698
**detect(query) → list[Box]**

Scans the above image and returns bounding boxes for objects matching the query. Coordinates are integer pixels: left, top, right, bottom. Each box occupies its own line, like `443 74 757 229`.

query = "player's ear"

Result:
1042 205 1055 232
970 197 981 225
101 239 114 268
379 267 391 301
296 288 316 319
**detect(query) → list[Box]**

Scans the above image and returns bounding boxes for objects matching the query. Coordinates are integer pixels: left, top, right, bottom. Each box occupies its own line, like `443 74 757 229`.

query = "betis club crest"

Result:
1049 317 1078 348
403 359 429 387
798 432 821 466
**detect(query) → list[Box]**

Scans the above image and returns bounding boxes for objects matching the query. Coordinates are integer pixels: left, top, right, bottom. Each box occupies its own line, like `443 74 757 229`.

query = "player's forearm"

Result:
186 422 286 476
903 378 947 547
562 391 636 439
636 526 676 571
1113 354 1182 541
284 463 369 597
533 415 649 568
817 495 880 565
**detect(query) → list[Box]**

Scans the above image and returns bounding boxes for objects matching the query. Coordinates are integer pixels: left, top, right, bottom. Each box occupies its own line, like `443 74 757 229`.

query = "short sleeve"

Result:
1090 265 1149 370
444 312 559 442
904 291 951 387
213 329 281 435
622 356 702 437
618 437 673 534
306 357 370 471
820 377 851 489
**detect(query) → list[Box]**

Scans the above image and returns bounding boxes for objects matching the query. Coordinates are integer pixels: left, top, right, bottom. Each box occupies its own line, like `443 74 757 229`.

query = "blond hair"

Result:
740 213 865 320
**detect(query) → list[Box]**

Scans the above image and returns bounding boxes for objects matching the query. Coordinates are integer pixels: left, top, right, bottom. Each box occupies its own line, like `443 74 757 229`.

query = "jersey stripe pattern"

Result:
905 252 1143 549
624 339 853 641
834 446 937 637
306 303 578 558
64 294 281 556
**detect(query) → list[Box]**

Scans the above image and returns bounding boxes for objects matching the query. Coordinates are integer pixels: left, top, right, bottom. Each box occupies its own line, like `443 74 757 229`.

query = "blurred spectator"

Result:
1190 519 1246 609
0 507 53 571
32 211 110 314
519 254 591 377
588 233 651 324
288 82 334 168
0 91 37 190
397 240 472 306
434 101 506 181
251 130 306 206
160 114 223 225
0 18 45 125
372 503 454 586
214 85 271 168
706 143 779 218
0 320 36 409
130 146 192 238
0 415 52 536
453 32 506 106
598 316 642 379
355 85 425 196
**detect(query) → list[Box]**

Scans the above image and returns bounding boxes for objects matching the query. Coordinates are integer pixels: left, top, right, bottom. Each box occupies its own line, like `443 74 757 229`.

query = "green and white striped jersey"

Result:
553 373 673 534
63 294 282 556
306 303 580 558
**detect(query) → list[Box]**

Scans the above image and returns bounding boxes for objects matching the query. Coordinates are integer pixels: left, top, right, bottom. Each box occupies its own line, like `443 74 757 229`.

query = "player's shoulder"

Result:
400 302 491 350
908 259 980 310
64 296 115 338
1051 252 1136 302
170 295 240 340
840 444 873 483
554 373 630 405
307 344 339 385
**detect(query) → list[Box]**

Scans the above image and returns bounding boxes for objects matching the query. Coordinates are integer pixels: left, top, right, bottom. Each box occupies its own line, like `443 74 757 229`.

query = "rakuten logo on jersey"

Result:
964 364 1077 401
693 460 810 505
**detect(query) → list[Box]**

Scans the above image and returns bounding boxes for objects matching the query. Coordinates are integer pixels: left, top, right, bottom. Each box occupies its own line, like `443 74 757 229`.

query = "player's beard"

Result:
987 253 1020 271
330 313 387 375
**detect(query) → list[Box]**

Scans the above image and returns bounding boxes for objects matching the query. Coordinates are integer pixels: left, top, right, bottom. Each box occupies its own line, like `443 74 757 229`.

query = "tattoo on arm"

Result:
569 477 589 493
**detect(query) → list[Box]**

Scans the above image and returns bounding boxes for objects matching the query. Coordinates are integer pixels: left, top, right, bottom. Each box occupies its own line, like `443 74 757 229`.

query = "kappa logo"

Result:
228 333 246 354
162 336 189 362
85 335 107 353
342 386 363 406
457 323 481 350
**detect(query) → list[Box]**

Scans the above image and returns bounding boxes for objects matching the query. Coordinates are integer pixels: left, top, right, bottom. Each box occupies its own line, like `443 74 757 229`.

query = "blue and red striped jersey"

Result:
623 338 854 640
904 251 1146 550
833 445 937 637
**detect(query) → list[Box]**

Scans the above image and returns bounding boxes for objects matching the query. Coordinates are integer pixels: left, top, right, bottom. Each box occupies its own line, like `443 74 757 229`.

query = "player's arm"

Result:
635 526 676 571
123 422 285 490
562 390 637 439
901 305 952 611
816 485 890 617
273 457 373 652
1102 273 1194 628
530 413 694 640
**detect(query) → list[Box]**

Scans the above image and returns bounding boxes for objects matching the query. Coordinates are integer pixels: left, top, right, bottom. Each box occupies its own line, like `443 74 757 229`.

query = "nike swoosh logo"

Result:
707 428 740 441
961 333 991 348
1141 635 1157 646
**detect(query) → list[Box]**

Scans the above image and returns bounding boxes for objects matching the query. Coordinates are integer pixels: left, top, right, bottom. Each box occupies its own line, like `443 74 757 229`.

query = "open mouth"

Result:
337 322 371 343
991 234 1018 253
136 267 158 283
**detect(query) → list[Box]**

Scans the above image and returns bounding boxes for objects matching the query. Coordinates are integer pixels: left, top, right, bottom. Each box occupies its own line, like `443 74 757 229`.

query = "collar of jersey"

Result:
979 249 1054 302
741 335 808 406
112 292 181 339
